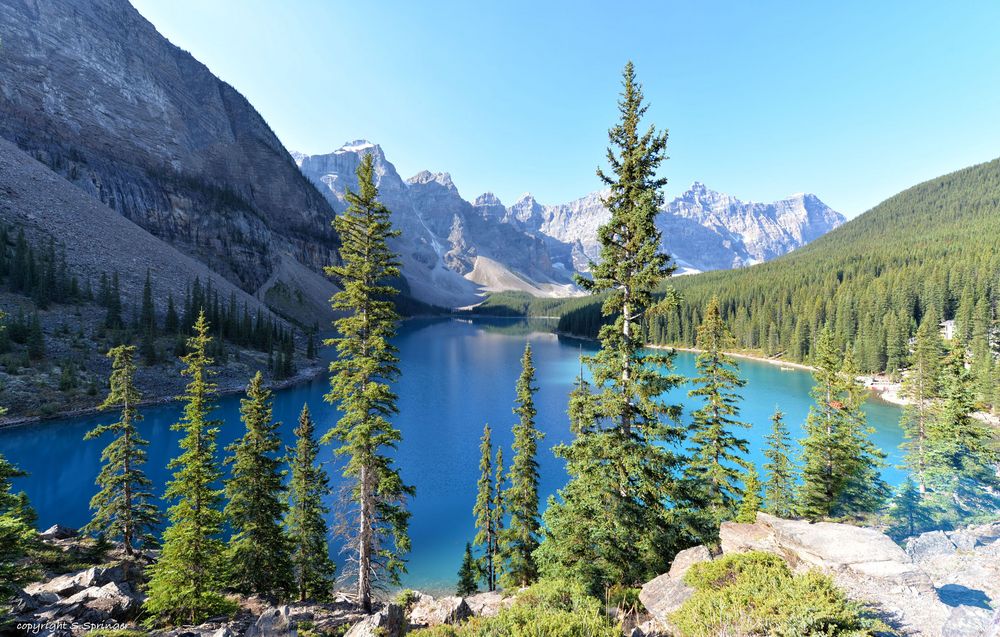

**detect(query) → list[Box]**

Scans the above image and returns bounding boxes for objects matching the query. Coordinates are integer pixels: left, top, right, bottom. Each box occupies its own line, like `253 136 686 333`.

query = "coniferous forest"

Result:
1 3 999 635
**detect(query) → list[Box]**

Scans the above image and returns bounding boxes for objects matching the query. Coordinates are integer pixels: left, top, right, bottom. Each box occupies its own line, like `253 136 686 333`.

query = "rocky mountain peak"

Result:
335 139 378 154
475 192 503 207
407 170 456 191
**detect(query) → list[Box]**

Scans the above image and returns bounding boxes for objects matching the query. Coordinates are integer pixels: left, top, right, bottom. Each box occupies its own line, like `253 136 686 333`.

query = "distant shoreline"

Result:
0 363 326 431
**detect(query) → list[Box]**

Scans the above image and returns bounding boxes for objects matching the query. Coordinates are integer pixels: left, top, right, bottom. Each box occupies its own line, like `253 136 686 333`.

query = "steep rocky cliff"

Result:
0 0 337 310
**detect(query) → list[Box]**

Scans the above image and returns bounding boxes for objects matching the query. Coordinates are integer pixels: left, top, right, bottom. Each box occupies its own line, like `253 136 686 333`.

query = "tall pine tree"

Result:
685 296 750 531
287 404 335 602
0 453 37 613
323 152 412 612
762 409 796 518
500 343 544 588
83 345 159 562
223 372 293 598
492 447 505 587
538 62 685 593
800 331 888 520
900 314 943 493
926 340 999 516
473 424 499 592
145 311 230 625
887 478 934 538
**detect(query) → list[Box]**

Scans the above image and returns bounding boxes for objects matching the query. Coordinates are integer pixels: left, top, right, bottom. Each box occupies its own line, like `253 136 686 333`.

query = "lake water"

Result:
0 317 905 592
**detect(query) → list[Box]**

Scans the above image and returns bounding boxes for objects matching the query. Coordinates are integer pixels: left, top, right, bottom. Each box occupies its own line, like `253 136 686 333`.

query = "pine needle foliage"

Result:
83 345 159 560
323 152 413 612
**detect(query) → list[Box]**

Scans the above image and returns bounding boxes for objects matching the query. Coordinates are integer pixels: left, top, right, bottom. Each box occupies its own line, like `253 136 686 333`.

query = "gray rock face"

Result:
0 138 274 320
344 604 406 637
464 591 514 617
39 525 78 541
0 0 337 308
906 530 957 561
296 143 578 307
407 593 472 627
246 605 297 637
712 514 1000 637
667 545 713 580
18 565 143 630
638 572 694 629
494 184 844 275
943 605 993 637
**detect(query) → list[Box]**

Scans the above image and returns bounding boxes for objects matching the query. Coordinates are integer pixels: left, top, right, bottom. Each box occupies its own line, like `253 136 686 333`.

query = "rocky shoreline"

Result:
10 516 1000 637
8 525 515 637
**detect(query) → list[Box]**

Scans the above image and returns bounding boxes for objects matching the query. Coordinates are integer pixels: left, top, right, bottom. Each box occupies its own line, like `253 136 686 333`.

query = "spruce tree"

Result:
492 447 505 586
927 340 1000 515
887 478 934 538
799 332 888 520
165 295 180 335
223 372 293 598
537 61 685 593
762 409 796 518
0 453 37 611
323 152 412 612
735 465 763 524
500 343 544 588
83 345 159 562
145 311 230 625
900 314 943 493
685 296 750 530
287 404 335 602
799 330 849 519
473 424 498 592
456 542 478 597
835 351 890 516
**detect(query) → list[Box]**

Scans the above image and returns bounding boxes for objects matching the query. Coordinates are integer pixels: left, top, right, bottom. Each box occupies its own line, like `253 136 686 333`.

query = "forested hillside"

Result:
553 158 1000 385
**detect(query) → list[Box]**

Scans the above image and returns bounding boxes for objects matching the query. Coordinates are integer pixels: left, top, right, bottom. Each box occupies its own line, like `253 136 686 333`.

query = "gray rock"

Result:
0 0 340 308
39 524 77 540
668 545 713 580
246 605 297 637
408 594 472 626
465 591 513 617
942 605 993 637
987 607 1000 637
638 572 694 625
907 530 958 561
344 604 406 637
719 520 778 555
720 514 954 636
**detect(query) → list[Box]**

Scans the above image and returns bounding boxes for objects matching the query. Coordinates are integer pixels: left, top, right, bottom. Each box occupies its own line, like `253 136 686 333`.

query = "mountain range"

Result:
295 142 845 306
0 0 843 315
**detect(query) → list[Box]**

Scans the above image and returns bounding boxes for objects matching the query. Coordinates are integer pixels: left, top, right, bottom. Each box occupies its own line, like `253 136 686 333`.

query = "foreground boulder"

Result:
344 603 405 637
39 524 78 541
245 605 296 637
464 590 514 617
718 513 950 636
638 544 712 628
641 515 1000 636
407 593 472 627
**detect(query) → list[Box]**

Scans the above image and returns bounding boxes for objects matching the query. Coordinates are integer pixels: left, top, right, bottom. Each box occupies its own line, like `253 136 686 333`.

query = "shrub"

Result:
394 588 420 610
671 552 889 637
410 578 620 637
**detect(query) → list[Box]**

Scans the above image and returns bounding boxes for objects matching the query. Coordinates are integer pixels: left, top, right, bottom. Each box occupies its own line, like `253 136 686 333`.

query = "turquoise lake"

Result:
0 318 905 592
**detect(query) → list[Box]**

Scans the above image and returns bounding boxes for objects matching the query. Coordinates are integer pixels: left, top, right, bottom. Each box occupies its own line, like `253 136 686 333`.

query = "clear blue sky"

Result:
130 0 1000 217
